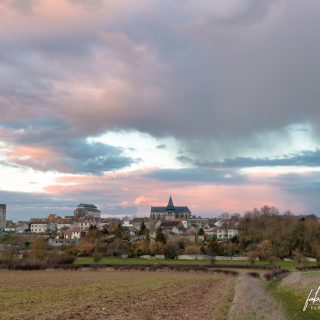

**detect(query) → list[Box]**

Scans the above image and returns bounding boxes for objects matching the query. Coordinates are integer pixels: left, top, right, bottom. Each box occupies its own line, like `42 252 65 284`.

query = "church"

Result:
150 196 191 222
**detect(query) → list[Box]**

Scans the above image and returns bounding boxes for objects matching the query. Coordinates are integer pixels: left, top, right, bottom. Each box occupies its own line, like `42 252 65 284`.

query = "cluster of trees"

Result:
0 238 75 266
229 206 320 264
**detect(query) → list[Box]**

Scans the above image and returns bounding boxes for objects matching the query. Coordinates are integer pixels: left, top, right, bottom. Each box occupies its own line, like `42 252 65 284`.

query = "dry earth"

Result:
228 274 285 320
0 270 236 320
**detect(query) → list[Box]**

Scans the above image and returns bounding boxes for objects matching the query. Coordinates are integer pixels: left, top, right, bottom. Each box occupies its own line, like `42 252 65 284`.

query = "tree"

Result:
0 245 18 262
134 240 149 256
207 236 219 255
247 250 259 265
311 242 320 266
292 248 306 267
114 224 124 239
184 245 201 255
138 221 146 235
207 236 219 264
92 250 103 263
177 240 186 251
259 240 274 261
155 227 166 244
245 243 260 264
150 242 165 255
198 228 205 236
32 239 48 250
164 243 180 259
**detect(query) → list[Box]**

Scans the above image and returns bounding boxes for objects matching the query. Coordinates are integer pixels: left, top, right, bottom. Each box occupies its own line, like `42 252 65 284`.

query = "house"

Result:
203 227 216 237
47 214 61 223
56 220 72 231
189 216 209 228
131 217 150 230
160 220 181 234
30 220 48 233
63 227 82 239
122 217 134 228
16 221 30 233
49 238 79 247
215 221 239 239
5 220 16 233
77 220 98 231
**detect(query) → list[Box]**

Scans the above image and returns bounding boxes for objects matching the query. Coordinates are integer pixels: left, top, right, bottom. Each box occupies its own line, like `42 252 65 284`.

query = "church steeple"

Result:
166 195 175 210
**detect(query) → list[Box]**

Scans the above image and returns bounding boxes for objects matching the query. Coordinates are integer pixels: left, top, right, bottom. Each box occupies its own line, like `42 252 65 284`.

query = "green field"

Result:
74 256 268 266
74 256 314 270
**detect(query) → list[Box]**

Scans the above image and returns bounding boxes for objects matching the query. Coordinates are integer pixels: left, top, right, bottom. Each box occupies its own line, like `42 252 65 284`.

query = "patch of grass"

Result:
74 257 317 270
278 260 316 270
267 277 320 320
74 256 271 266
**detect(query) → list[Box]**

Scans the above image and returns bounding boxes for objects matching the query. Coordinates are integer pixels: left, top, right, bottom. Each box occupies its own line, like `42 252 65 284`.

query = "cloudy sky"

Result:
1 0 320 220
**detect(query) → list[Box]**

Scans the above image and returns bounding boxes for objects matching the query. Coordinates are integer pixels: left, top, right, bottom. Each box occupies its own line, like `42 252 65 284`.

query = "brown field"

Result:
0 270 236 320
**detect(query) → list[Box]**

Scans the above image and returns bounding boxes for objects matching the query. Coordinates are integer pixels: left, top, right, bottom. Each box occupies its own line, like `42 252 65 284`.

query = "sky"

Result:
1 0 320 220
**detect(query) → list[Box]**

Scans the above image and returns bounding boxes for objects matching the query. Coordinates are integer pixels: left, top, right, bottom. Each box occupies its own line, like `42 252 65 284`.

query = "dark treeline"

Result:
232 206 320 263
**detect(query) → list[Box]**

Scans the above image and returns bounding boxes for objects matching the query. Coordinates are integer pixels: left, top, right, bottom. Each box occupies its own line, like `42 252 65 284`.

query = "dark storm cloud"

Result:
13 139 134 175
271 172 320 195
2 0 320 143
1 0 320 173
60 139 134 175
194 150 320 168
1 118 134 174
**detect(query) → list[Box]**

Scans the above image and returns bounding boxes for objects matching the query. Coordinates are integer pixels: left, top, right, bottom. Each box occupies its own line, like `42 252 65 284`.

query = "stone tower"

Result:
0 204 6 230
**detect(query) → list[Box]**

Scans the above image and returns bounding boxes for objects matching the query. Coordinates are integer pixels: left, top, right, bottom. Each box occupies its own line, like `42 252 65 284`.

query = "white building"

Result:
30 221 48 233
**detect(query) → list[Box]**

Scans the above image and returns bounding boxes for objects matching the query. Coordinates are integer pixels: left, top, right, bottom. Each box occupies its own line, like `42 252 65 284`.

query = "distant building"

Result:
0 204 6 230
16 221 30 233
74 204 101 218
150 196 191 225
30 220 48 233
5 220 16 233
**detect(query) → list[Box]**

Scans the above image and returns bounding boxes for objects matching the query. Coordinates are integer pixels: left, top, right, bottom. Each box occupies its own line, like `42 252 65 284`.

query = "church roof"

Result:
151 206 191 213
166 196 175 210
151 196 191 214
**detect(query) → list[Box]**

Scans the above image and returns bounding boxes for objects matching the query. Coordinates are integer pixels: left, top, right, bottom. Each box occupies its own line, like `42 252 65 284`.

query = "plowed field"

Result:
0 270 235 320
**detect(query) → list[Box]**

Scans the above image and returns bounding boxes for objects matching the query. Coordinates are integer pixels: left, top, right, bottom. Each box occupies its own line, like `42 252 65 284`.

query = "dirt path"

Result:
228 274 285 320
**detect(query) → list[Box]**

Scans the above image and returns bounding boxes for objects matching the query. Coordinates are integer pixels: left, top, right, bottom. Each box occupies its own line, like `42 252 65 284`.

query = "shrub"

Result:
164 243 180 259
150 242 165 255
264 269 289 281
22 249 76 265
32 239 48 250
248 272 260 278
184 245 201 255
92 250 103 263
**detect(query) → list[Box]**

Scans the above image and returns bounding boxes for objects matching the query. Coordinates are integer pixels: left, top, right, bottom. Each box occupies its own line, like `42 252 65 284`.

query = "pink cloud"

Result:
5 145 66 171
42 170 306 216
